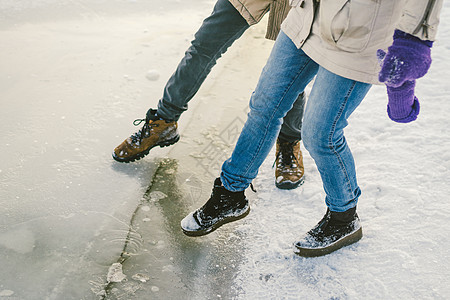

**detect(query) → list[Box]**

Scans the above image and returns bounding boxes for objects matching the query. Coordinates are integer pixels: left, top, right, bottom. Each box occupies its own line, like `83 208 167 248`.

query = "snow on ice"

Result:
146 69 160 81
107 263 127 283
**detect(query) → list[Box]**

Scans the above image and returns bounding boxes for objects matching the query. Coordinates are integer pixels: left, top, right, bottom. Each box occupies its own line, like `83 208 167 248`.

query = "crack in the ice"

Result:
98 160 165 299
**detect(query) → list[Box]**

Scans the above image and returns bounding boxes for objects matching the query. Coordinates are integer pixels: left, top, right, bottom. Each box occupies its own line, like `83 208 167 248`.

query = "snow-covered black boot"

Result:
294 207 362 257
181 178 250 236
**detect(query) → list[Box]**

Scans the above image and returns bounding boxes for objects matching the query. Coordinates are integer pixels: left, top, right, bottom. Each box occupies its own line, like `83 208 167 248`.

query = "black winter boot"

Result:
294 207 362 257
181 178 250 236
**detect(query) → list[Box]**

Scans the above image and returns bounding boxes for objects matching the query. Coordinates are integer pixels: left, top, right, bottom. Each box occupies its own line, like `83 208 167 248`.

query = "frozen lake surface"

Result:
1 1 450 299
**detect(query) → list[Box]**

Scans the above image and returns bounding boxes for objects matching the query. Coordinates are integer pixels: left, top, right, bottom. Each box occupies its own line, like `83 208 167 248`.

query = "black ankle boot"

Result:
181 178 250 236
294 207 363 257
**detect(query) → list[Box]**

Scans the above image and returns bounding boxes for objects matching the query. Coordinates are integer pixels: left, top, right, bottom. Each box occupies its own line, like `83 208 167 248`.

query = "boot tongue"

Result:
214 177 223 187
279 140 298 166
146 108 160 121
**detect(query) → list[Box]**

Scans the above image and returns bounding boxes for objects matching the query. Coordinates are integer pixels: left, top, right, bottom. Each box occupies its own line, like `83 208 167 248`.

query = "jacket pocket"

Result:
320 0 381 52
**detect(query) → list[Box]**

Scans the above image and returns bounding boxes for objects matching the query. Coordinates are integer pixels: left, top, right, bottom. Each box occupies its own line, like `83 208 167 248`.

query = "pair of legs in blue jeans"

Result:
221 31 372 212
155 0 304 143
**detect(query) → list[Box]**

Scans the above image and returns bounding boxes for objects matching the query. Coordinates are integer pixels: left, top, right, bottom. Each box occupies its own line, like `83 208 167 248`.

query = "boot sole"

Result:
275 176 305 190
112 134 180 163
182 207 250 237
294 227 363 257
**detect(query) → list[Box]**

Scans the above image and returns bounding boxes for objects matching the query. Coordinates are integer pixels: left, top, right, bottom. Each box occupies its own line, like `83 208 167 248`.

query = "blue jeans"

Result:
221 31 372 212
154 0 305 142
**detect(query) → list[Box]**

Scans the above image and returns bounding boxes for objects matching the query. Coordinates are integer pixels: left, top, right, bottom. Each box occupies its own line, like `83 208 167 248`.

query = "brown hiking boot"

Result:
274 139 305 189
112 109 179 163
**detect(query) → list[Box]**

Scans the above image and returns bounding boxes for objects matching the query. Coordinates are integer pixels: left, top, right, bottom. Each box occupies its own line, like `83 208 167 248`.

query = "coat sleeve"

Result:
396 0 443 41
228 0 272 26
229 0 291 41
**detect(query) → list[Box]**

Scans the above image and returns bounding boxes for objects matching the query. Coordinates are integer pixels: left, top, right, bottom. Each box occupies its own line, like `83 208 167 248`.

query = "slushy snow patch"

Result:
149 191 167 202
0 290 14 297
107 263 126 283
146 70 160 81
132 273 150 283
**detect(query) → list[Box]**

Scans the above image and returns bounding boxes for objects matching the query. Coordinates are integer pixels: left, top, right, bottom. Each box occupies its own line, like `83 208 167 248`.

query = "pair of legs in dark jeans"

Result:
114 0 305 188
155 0 305 143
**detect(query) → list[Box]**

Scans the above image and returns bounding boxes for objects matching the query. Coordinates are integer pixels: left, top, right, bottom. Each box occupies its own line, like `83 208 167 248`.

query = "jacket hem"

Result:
301 39 381 85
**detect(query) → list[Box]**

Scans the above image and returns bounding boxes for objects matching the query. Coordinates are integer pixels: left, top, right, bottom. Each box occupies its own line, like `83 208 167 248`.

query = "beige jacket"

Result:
281 0 443 84
229 0 290 40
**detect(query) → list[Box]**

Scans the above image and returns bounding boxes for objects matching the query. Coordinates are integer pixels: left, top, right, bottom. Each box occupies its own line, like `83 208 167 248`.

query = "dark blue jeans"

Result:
154 0 304 142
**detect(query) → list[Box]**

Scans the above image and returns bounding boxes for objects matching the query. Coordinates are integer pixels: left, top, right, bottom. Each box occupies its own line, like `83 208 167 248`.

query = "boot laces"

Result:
130 118 158 144
273 141 299 168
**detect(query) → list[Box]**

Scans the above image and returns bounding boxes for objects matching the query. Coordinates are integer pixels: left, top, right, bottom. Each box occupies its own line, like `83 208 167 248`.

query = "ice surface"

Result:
0 227 35 254
0 0 214 299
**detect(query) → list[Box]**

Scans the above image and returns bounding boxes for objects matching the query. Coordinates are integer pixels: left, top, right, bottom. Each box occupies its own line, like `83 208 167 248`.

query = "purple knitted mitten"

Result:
386 80 420 123
378 30 432 123
379 30 432 87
